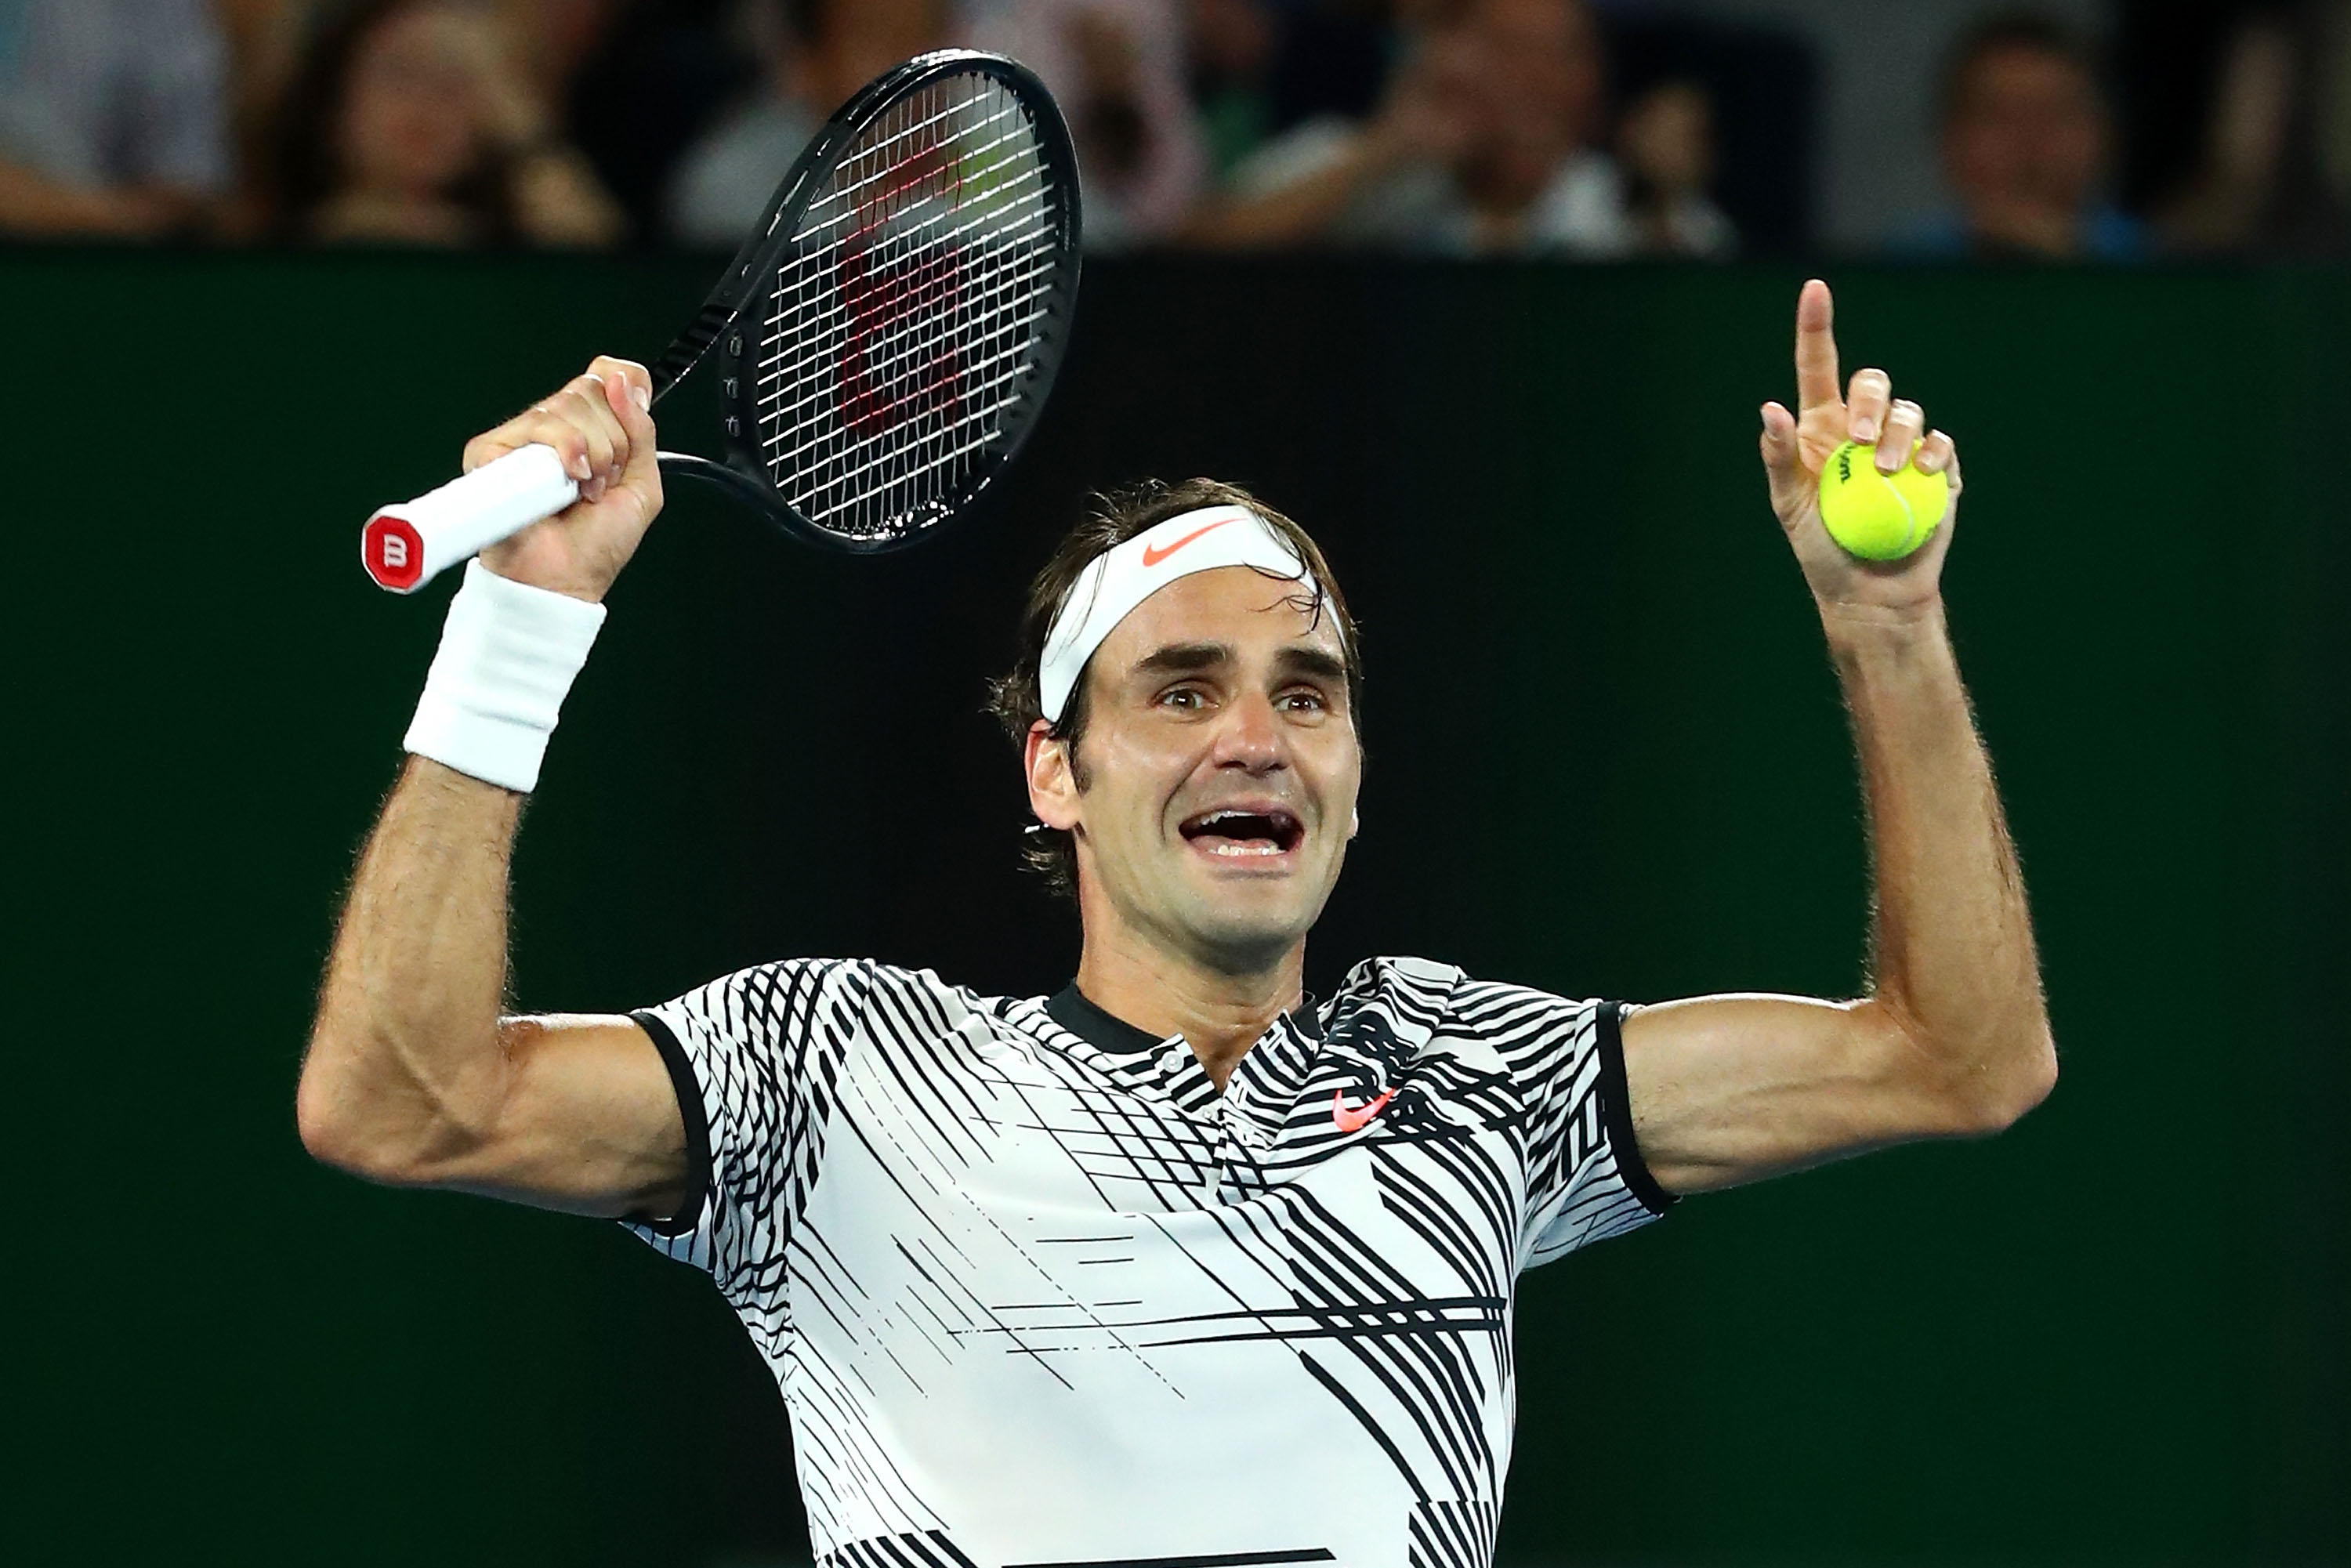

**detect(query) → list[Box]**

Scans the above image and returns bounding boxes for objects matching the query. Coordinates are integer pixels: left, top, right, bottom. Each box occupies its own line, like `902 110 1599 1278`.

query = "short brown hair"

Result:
985 478 1364 899
1939 12 2100 125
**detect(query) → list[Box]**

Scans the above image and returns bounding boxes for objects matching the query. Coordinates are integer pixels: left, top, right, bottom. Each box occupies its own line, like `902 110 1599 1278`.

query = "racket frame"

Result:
650 49 1083 554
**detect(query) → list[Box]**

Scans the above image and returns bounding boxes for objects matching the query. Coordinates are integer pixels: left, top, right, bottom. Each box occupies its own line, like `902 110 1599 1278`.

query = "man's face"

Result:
1477 0 1600 139
1027 567 1362 974
1452 0 1602 203
1945 46 2106 215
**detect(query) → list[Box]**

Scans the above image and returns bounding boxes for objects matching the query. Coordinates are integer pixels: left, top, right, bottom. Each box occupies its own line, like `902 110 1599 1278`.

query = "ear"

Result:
1349 805 1360 840
1024 720 1082 831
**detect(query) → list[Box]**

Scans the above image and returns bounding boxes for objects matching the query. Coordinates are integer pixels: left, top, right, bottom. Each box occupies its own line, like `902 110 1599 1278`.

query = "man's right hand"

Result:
469 355 663 603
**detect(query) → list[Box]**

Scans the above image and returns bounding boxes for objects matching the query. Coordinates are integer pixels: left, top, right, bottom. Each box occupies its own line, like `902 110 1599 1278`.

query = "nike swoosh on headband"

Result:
1139 516 1235 567
1036 505 1319 726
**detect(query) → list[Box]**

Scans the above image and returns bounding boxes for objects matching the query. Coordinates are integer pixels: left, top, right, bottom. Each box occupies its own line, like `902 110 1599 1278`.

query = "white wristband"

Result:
403 560 607 792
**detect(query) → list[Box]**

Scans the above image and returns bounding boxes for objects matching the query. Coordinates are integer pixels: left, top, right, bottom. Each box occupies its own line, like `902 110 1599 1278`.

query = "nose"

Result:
1210 690 1287 775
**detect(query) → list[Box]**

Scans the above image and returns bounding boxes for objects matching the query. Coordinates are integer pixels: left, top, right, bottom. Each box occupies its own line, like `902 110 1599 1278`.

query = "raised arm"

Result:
297 357 688 1221
1621 281 2057 1196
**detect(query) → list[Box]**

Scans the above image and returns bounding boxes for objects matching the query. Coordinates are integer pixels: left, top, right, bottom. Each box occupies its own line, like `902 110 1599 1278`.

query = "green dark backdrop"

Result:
9 252 2344 1565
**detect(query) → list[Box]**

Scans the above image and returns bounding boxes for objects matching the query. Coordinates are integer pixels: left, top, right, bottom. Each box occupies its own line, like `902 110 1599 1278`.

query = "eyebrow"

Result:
1130 642 1232 678
1127 642 1349 687
1272 647 1349 686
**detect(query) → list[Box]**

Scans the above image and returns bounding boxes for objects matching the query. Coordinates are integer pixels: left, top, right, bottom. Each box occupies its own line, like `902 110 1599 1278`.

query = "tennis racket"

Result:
361 49 1081 592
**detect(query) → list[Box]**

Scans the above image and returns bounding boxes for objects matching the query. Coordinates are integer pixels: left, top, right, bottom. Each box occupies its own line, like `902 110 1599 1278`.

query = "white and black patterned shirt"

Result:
629 956 1673 1568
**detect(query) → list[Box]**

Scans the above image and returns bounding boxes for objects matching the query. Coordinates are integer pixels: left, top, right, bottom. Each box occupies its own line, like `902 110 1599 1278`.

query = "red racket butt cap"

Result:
363 512 426 592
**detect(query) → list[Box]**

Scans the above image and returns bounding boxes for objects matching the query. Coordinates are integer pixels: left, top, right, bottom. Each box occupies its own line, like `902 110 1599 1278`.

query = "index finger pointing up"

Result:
1794 278 1842 413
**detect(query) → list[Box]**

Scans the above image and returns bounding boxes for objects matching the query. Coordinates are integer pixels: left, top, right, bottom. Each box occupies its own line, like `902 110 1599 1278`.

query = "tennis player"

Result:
300 279 2053 1568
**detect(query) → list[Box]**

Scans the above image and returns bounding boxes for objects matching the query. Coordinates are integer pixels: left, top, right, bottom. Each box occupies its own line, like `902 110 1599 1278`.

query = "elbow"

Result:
295 1079 355 1173
1950 1022 2059 1136
295 1034 473 1186
2017 1027 2060 1115
295 1054 393 1181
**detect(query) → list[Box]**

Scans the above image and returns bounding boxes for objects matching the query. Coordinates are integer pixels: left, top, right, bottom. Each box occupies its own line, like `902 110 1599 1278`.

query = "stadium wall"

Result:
11 251 2344 1566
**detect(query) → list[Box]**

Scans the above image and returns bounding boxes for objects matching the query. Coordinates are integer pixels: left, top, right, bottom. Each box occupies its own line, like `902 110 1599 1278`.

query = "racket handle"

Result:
360 444 581 593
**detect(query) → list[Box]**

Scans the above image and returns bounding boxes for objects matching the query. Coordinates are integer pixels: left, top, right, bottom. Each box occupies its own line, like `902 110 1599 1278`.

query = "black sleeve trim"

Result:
1596 1001 1677 1215
629 1009 712 1237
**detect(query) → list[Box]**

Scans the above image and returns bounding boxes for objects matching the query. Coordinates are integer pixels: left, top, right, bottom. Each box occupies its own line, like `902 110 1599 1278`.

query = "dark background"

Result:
9 252 2346 1564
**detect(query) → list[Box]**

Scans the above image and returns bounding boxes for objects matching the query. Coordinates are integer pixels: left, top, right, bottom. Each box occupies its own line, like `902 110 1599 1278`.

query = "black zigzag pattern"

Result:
822 1530 979 1568
627 955 1667 1566
1447 980 1661 1266
1280 1182 1506 1501
1409 1500 1501 1568
632 958 871 1353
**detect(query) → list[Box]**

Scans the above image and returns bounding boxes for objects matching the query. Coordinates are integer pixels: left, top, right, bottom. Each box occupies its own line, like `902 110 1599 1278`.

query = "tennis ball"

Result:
1817 440 1950 561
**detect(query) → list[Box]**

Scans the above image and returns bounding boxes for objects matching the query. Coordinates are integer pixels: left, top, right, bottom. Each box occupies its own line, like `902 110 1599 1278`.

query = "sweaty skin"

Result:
1621 278 2052 1191
299 357 690 1218
299 281 2052 1222
1023 567 1364 1088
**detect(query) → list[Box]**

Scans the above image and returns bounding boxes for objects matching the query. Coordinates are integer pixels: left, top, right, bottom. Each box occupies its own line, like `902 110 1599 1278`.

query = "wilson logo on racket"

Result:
836 119 973 439
838 237 969 440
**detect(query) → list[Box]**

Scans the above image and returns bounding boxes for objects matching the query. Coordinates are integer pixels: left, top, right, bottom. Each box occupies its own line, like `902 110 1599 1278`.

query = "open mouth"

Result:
1179 806 1304 858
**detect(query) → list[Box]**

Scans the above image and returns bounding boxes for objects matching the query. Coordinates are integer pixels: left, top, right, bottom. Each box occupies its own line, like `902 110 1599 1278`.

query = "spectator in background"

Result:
965 0 1207 248
218 0 317 238
665 0 947 248
0 0 231 238
1617 78 1736 256
2152 5 2346 255
270 0 625 246
1188 0 1727 257
1185 0 1395 183
1189 0 1284 181
1261 0 1396 131
1904 13 2144 260
1185 0 1401 182
559 0 752 241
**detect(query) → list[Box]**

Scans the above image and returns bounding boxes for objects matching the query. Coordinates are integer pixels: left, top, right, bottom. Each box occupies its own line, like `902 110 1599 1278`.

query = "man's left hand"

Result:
1760 278 1963 625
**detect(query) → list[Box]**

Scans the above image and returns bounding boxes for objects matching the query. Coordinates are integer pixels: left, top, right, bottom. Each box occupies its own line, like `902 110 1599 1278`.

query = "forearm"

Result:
511 148 625 248
0 163 172 236
295 359 687 1205
299 757 523 1175
1623 281 2050 1192
1181 136 1393 249
1830 601 2054 1124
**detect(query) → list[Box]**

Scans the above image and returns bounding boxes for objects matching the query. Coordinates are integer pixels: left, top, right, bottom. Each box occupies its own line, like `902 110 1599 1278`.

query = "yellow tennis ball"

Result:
1817 440 1950 561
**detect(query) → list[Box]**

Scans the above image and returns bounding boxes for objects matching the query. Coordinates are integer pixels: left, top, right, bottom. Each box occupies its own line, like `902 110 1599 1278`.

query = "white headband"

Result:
1039 505 1319 725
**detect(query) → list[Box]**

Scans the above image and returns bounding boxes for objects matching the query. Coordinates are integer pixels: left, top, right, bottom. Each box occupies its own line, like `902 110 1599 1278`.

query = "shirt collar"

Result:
1046 983 1167 1053
1045 983 1322 1052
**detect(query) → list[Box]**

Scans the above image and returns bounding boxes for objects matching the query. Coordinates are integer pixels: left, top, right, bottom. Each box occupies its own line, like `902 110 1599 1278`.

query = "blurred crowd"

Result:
3 0 2348 259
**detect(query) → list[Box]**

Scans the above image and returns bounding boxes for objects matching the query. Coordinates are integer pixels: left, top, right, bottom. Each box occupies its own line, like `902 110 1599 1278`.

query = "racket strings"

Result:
782 80 1049 504
752 71 1064 541
756 237 1056 438
755 168 1053 429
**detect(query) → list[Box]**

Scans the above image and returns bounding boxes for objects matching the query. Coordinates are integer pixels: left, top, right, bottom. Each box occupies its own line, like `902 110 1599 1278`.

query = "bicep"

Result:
431 1014 692 1222
1620 994 1980 1195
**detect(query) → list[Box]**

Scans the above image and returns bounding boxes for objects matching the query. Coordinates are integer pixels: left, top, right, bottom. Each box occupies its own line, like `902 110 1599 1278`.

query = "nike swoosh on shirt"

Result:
1139 516 1236 567
1331 1087 1396 1134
